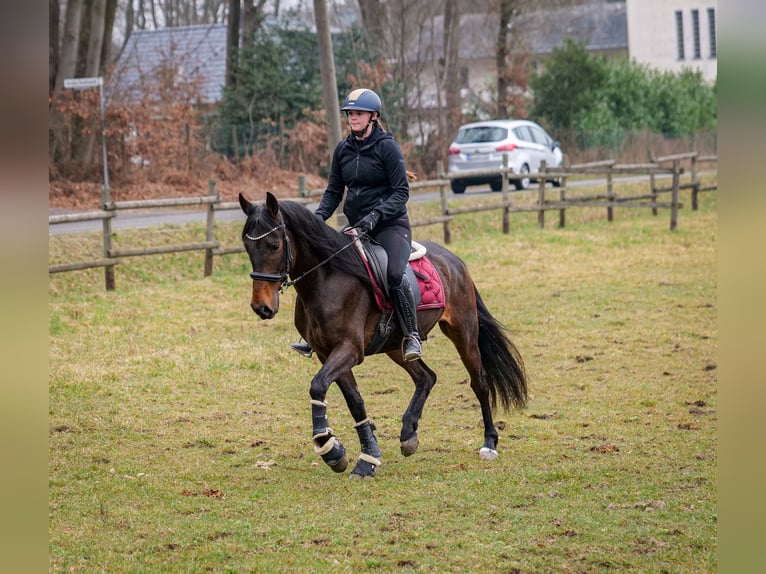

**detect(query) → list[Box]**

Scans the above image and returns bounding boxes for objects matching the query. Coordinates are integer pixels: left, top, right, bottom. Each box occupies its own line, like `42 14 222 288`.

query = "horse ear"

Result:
265 192 279 217
239 193 254 216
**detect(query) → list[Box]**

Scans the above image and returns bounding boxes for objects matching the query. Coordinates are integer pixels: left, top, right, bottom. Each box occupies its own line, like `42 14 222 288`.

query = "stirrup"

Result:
290 342 313 357
402 335 423 362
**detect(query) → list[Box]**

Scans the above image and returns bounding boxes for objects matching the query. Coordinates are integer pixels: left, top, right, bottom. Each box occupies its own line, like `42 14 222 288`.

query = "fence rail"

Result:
49 152 717 290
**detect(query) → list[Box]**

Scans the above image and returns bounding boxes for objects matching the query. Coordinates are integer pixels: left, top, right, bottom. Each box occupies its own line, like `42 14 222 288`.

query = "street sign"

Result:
63 77 103 90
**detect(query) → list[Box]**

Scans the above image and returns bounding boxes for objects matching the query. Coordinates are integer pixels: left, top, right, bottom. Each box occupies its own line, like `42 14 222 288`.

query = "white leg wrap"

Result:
358 452 381 466
310 399 327 407
353 417 371 428
314 435 339 456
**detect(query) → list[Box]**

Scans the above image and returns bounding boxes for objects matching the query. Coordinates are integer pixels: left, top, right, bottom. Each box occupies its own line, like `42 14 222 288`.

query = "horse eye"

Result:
269 241 280 252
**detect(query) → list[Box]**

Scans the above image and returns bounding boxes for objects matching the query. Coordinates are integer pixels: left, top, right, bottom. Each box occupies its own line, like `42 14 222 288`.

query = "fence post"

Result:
204 179 217 277
559 155 567 228
606 163 614 222
436 160 451 244
649 151 658 216
537 160 547 229
502 154 510 234
669 159 681 231
101 182 115 291
298 174 306 198
691 153 699 211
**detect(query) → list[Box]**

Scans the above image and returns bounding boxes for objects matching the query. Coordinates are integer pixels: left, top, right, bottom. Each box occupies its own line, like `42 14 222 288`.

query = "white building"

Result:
626 0 717 82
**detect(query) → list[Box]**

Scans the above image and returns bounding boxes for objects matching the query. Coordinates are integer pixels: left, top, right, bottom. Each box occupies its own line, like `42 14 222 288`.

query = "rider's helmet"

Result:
341 88 382 115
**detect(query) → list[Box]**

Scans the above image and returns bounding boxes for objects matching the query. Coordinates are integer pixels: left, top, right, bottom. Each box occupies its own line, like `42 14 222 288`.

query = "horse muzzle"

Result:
250 281 280 320
250 301 276 320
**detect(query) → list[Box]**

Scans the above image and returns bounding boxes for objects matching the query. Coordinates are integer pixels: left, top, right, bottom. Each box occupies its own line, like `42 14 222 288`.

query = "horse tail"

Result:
475 287 528 411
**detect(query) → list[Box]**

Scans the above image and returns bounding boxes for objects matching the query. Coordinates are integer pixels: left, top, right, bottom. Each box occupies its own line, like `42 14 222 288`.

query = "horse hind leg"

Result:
439 322 500 461
390 355 437 457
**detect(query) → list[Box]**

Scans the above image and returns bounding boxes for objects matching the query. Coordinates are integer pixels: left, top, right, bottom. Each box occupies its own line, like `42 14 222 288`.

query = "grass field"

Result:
49 182 717 572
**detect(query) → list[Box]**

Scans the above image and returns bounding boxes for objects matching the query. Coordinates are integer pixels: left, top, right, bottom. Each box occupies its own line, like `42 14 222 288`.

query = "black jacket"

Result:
315 125 410 226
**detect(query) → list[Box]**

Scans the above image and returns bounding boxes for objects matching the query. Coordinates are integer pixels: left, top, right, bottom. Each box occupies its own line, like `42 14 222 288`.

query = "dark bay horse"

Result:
239 192 527 478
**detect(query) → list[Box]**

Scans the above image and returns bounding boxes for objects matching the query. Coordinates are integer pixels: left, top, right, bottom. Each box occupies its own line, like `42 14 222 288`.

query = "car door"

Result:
529 124 561 169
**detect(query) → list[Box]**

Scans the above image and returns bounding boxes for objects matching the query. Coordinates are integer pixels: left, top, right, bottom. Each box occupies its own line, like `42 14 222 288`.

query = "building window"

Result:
675 11 685 60
708 8 717 58
691 9 701 59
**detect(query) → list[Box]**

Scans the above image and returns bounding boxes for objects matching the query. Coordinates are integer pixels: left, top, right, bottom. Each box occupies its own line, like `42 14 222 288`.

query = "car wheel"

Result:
514 164 530 190
451 181 466 194
551 177 562 188
490 180 502 192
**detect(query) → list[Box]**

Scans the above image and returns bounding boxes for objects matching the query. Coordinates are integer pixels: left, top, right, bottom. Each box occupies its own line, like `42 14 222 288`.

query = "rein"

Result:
245 210 366 290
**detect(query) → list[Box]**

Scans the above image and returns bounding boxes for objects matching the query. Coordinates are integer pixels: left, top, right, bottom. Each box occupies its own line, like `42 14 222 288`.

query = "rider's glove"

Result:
357 210 381 234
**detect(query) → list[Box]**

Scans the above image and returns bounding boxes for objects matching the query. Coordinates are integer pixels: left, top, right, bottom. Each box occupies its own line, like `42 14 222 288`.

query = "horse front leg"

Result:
336 372 381 479
310 398 348 473
309 342 363 473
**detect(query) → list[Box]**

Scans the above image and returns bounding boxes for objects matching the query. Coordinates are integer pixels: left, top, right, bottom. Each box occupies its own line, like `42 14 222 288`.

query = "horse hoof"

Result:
349 458 377 478
479 447 498 461
400 435 419 457
330 455 348 473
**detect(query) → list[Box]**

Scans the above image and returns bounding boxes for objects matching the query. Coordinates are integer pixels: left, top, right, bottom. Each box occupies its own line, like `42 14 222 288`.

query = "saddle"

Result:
347 229 445 355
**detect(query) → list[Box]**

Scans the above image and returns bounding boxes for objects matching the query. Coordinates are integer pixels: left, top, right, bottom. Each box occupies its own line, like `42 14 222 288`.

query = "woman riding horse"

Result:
294 88 422 362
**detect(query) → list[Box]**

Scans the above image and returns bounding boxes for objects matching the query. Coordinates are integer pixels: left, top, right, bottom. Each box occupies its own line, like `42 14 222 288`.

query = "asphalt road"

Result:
49 173 673 235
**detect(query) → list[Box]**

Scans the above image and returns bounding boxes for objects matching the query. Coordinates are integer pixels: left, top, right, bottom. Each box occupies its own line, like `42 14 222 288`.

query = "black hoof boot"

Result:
311 399 347 472
350 419 381 478
314 432 348 472
350 454 380 478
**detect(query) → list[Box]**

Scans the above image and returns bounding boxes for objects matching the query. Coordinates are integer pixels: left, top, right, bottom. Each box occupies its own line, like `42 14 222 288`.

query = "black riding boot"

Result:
390 276 423 362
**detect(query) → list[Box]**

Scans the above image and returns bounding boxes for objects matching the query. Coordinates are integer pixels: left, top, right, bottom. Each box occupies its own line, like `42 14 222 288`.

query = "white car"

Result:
447 119 564 193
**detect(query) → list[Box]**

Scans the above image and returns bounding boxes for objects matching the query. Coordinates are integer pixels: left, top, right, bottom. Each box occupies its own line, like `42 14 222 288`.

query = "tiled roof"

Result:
406 2 627 62
109 24 227 104
520 2 627 54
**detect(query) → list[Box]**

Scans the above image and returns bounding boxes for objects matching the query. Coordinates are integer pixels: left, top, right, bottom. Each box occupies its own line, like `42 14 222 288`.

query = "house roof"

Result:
519 1 627 55
109 24 227 104
406 2 627 63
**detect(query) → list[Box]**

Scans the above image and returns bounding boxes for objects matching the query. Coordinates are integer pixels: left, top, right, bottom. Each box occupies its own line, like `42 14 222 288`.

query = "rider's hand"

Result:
357 210 380 234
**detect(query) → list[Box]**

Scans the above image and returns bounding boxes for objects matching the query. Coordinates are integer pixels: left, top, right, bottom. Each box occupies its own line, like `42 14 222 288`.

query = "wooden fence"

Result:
49 152 716 290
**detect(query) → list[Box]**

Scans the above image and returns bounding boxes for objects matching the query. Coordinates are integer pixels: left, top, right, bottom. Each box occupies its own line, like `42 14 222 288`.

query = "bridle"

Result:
245 209 366 291
245 216 293 286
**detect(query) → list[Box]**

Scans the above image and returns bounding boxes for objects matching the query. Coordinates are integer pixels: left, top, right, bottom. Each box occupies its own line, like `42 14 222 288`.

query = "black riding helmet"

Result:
341 88 382 115
342 88 381 137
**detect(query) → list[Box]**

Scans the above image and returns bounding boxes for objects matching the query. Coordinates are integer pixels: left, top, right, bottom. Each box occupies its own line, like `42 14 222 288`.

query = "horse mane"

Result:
259 199 372 286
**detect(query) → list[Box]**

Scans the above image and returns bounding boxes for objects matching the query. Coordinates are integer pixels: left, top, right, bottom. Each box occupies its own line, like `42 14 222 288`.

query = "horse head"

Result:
239 192 291 319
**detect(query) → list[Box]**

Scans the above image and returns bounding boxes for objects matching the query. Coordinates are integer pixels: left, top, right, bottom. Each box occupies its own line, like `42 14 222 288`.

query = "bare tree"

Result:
85 0 107 78
314 0 342 159
442 0 460 138
50 0 60 95
357 0 384 54
55 0 84 95
226 0 240 87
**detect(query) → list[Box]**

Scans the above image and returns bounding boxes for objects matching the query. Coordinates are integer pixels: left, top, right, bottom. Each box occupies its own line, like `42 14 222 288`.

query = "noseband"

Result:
245 215 293 286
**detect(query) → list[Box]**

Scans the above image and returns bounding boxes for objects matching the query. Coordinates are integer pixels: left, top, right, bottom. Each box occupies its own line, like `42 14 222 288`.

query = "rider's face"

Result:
347 110 373 134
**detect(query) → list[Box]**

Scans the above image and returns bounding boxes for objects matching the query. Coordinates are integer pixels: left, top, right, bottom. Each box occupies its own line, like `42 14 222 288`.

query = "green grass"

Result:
49 182 717 572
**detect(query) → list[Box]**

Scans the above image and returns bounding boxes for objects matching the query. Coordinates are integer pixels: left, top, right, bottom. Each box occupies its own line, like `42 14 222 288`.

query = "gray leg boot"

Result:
390 276 423 362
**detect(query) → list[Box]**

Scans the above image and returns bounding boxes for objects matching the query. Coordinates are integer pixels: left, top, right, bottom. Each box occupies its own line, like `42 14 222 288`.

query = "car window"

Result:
456 126 508 144
529 125 550 146
513 126 533 142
